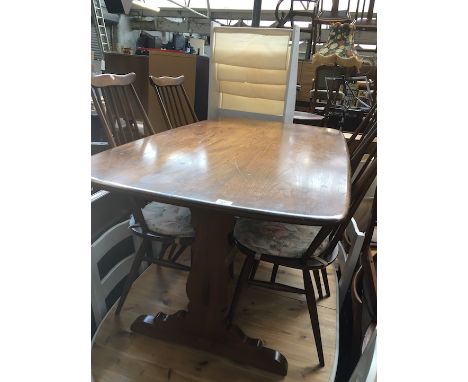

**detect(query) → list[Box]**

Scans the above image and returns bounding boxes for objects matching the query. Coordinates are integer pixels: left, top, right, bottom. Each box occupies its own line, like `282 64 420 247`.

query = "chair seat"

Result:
233 218 329 258
130 202 195 237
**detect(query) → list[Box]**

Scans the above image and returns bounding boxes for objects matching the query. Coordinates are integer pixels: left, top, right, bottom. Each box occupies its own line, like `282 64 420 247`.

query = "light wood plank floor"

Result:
92 251 338 382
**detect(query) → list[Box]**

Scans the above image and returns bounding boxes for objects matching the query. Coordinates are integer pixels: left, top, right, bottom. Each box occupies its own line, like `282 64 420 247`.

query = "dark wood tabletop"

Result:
91 118 350 225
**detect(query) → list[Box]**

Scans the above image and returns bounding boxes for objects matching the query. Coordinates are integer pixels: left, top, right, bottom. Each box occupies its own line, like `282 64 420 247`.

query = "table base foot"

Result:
130 311 288 376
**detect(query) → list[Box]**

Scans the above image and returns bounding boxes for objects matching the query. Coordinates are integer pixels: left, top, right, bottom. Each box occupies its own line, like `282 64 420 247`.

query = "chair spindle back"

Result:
91 72 155 148
347 103 377 157
303 111 377 263
149 75 198 130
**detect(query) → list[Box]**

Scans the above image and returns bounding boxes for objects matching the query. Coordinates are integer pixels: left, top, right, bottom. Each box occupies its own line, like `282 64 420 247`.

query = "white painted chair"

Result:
335 218 366 310
91 219 137 328
91 191 145 339
348 326 377 382
208 24 300 123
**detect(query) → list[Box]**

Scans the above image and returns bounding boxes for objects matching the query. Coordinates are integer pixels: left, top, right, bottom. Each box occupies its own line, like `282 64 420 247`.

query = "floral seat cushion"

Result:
233 218 329 258
130 201 195 237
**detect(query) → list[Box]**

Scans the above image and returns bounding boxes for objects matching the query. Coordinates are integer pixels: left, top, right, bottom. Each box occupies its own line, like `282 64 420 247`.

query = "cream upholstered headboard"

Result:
208 25 300 123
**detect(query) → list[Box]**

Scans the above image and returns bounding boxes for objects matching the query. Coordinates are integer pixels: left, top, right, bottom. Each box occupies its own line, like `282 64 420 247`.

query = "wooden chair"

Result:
252 103 376 299
113 194 196 315
208 24 300 123
228 128 377 367
149 75 198 130
92 74 196 314
91 72 155 148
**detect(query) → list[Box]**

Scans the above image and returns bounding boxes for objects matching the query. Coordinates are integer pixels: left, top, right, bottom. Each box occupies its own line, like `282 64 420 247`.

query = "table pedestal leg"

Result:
130 207 288 376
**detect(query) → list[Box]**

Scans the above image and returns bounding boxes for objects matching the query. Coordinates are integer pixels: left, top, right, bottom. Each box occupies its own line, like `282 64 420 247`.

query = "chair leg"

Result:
228 256 255 324
270 264 279 283
116 239 147 314
166 243 177 261
229 262 235 279
158 242 171 260
303 269 325 367
321 267 330 297
145 239 155 258
249 259 260 280
170 244 187 263
313 270 324 299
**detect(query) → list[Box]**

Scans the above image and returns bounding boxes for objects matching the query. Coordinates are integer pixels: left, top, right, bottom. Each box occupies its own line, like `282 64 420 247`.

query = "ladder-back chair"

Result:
91 72 155 148
91 190 139 339
228 124 377 367
149 75 198 130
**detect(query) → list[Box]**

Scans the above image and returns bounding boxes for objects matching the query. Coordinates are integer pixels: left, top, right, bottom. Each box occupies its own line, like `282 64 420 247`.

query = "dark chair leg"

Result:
249 259 260 280
166 243 177 261
145 239 155 258
270 264 279 283
173 237 194 264
228 255 255 324
313 269 324 299
321 267 330 297
116 239 147 314
158 242 171 260
303 269 325 367
170 244 187 263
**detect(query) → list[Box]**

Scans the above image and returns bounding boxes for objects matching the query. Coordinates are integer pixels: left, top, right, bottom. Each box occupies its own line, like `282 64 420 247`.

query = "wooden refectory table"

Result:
91 118 350 376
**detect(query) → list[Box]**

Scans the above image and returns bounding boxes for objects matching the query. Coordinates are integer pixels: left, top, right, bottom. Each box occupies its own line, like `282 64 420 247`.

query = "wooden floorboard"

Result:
92 250 338 382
